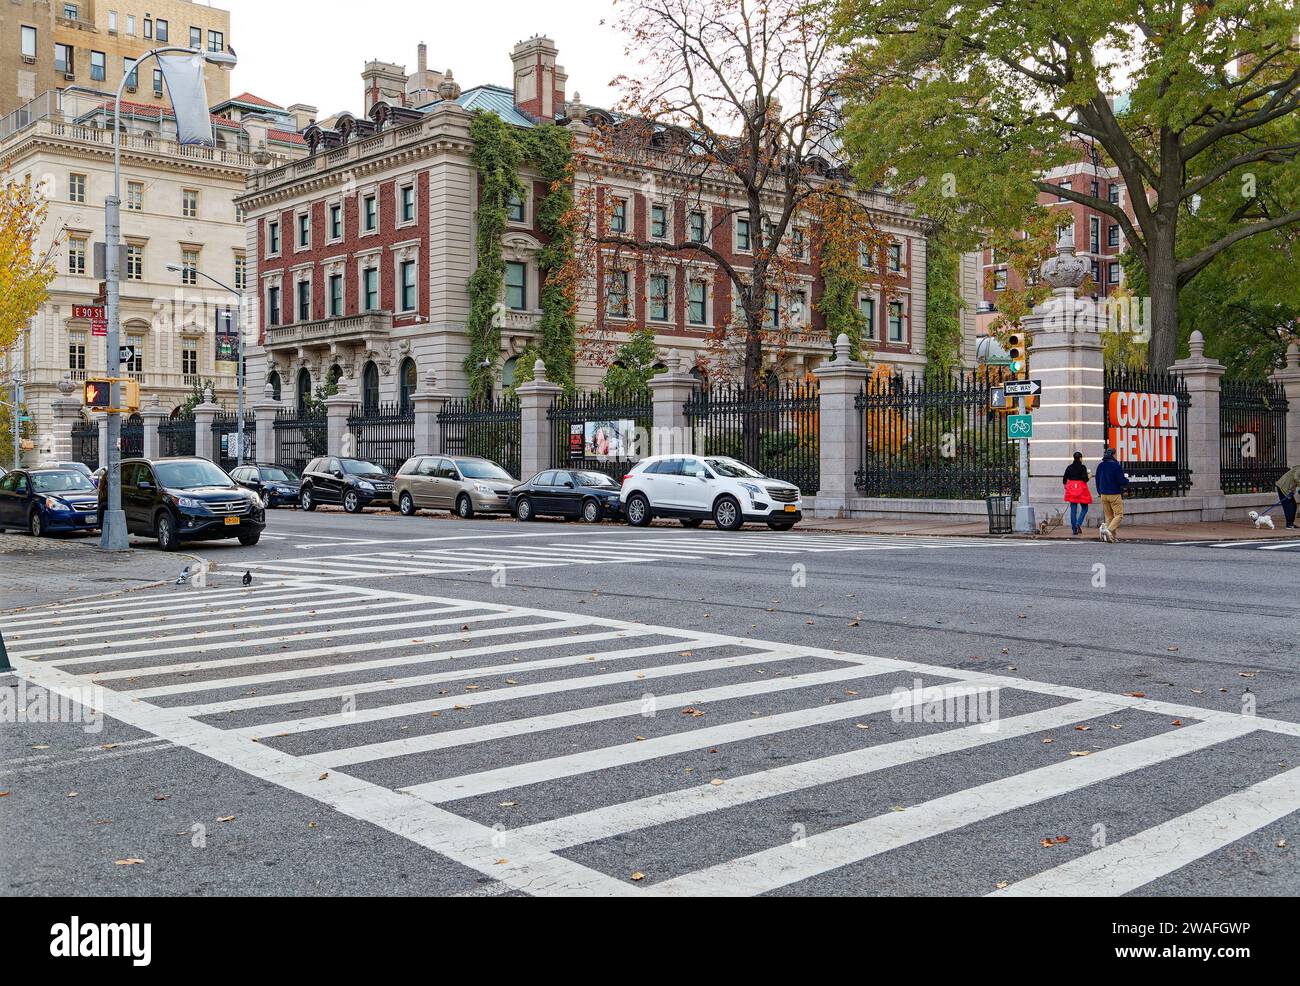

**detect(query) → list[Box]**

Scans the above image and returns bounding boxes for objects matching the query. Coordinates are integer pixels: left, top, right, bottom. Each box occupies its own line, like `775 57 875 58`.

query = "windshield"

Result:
704 457 765 479
260 467 298 482
155 461 237 490
32 471 95 493
341 459 385 476
456 459 513 481
573 471 618 488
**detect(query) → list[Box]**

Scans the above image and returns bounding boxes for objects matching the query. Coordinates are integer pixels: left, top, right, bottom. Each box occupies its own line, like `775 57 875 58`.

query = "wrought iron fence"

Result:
71 420 98 469
211 411 257 472
158 413 196 458
273 407 327 473
548 388 653 481
1103 366 1191 497
348 402 414 474
684 382 821 494
855 371 1018 499
120 418 144 459
1220 377 1289 495
438 397 522 479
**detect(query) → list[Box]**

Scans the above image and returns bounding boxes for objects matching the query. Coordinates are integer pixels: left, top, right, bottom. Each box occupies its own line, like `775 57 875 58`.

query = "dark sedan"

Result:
0 467 100 536
509 468 623 523
231 463 302 507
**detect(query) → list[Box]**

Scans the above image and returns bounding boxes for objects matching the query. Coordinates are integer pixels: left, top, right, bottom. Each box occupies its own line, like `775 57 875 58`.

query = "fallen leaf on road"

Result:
217 815 235 822
114 858 145 866
1126 692 1147 698
1239 672 1258 678
709 778 724 786
630 872 645 881
1068 751 1090 757
890 805 906 812
996 881 1009 890
318 772 329 781
854 723 870 730
848 618 861 628
1040 836 1070 848
681 707 705 718
307 822 317 828
1171 720 1182 727
634 736 646 741
498 801 516 808
31 744 49 750
100 744 118 750
1278 840 1288 849
453 704 469 710
495 858 508 865
1167 646 1179 652
152 794 169 801
1041 738 1054 744
0 791 9 797
1074 725 1091 731
66 792 78 798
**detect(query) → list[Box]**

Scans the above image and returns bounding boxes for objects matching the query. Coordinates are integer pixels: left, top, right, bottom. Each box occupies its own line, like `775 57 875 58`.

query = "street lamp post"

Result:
101 45 236 551
167 265 245 464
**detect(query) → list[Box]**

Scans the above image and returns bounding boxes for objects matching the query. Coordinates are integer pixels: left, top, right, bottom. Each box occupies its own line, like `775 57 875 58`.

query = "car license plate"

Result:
784 504 796 512
223 516 240 526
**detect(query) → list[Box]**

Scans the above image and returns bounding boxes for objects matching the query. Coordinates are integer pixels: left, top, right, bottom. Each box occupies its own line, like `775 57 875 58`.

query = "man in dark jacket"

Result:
1095 447 1130 542
1277 464 1300 530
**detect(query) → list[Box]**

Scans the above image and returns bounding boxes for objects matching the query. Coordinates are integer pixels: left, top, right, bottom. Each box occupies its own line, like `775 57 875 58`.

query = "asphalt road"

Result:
3 506 1297 897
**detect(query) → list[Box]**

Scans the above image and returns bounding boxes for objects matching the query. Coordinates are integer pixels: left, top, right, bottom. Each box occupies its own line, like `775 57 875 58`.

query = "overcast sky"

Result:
212 0 627 115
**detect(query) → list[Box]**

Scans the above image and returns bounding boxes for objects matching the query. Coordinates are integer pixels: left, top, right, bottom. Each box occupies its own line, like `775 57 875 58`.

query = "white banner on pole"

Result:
158 54 213 146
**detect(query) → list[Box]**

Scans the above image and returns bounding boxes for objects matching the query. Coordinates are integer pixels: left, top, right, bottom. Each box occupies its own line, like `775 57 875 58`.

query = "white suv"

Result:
620 454 802 531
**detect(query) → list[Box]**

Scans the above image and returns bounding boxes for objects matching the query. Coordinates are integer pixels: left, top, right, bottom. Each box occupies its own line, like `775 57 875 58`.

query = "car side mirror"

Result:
694 471 707 480
563 481 574 488
138 480 154 491
332 469 343 478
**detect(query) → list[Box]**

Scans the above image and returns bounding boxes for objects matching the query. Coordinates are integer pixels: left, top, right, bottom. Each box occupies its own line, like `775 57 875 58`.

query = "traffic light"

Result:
84 380 111 408
1006 331 1027 378
121 379 140 411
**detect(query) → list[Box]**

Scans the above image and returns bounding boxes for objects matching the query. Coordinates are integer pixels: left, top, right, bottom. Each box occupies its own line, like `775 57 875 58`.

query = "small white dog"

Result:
1098 522 1113 543
1249 510 1275 530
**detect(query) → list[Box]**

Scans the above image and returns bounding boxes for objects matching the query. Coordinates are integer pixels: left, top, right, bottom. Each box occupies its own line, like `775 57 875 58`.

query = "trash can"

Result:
986 494 1013 535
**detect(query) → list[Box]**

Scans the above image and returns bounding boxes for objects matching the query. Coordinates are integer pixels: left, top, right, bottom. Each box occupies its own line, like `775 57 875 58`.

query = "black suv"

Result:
99 457 265 551
299 457 395 513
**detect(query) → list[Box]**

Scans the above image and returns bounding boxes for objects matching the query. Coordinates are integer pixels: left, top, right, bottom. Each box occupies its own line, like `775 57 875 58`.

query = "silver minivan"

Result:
393 454 518 518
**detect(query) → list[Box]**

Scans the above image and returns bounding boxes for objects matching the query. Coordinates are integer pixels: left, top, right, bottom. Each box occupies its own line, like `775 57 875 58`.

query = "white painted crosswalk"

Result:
8 579 1298 898
242 532 1042 581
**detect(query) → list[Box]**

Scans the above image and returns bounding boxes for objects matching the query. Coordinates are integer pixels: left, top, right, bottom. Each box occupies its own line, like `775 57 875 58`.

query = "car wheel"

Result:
625 493 651 527
238 532 261 546
155 511 179 551
679 518 703 529
581 498 602 523
343 490 362 514
713 495 743 531
456 494 474 519
398 492 416 517
515 496 534 521
29 510 45 537
767 521 795 531
300 487 315 512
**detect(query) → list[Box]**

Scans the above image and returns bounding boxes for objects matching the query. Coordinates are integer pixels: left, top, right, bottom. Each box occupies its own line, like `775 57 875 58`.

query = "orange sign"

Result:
1108 391 1178 462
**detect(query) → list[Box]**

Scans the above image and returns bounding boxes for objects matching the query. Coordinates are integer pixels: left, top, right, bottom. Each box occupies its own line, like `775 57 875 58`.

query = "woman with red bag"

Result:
1062 451 1092 537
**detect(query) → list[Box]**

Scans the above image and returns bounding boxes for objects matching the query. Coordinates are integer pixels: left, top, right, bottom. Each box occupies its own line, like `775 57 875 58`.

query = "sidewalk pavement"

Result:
0 533 203 611
798 515 1300 542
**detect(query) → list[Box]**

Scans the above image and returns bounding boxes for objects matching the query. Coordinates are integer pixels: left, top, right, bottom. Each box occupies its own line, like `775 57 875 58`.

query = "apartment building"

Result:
2 0 232 117
237 37 973 409
0 85 308 462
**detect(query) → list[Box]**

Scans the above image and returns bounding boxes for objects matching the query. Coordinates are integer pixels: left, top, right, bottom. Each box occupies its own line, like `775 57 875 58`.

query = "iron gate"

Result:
347 402 414 474
120 418 144 459
1103 367 1191 497
548 388 652 481
438 397 521 478
684 382 820 494
273 407 326 473
1220 378 1289 494
211 411 256 471
71 420 98 468
158 413 196 458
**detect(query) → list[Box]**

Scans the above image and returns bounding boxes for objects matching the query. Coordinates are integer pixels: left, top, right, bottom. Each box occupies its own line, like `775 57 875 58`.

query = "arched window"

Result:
500 356 518 389
268 370 282 402
399 357 417 412
362 361 379 413
328 363 342 388
296 368 312 410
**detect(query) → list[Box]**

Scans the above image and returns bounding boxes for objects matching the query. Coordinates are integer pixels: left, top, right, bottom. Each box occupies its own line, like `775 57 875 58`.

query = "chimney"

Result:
288 103 318 131
511 36 566 120
362 59 408 114
405 42 444 105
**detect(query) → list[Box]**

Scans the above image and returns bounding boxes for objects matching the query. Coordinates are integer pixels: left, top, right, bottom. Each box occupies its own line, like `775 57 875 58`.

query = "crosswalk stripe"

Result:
82 616 578 681
643 717 1257 896
512 698 1118 852
400 680 1003 805
989 765 1300 896
0 583 327 627
263 654 887 754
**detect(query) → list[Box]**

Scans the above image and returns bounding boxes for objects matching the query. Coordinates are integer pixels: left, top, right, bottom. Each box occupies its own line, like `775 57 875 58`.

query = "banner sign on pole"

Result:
215 306 239 362
74 304 107 337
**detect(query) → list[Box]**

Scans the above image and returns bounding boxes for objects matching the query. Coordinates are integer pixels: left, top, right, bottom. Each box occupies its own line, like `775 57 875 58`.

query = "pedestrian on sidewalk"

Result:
1095 447 1130 543
1277 463 1300 530
1062 451 1092 536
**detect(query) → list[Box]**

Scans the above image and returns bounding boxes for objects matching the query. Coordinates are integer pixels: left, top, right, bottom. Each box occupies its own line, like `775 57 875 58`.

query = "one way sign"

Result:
1004 379 1041 397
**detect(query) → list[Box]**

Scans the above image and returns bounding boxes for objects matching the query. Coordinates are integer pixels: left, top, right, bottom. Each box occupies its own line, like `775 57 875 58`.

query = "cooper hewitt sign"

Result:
1108 391 1179 462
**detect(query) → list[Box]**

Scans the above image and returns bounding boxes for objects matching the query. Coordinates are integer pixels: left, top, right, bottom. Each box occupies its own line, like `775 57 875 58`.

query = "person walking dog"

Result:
1095 447 1130 543
1277 463 1300 530
1062 451 1092 536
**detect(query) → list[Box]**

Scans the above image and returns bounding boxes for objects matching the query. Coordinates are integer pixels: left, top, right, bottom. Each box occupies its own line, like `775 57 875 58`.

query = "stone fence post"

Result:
1272 343 1300 469
325 385 354 459
515 358 563 481
141 396 169 460
413 371 452 455
647 349 699 456
192 388 220 463
253 383 283 465
49 394 83 463
811 333 869 517
1172 330 1225 516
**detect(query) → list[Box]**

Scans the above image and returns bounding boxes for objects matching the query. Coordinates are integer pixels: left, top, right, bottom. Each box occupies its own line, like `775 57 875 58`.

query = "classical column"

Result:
1272 343 1300 469
140 395 169 460
515 358 563 481
412 371 452 455
252 382 283 466
325 384 354 459
811 333 869 517
192 388 221 463
1172 330 1226 517
1022 246 1108 524
647 349 699 456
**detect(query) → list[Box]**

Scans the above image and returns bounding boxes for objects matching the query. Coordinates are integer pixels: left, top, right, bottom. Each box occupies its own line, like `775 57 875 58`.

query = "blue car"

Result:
0 467 101 536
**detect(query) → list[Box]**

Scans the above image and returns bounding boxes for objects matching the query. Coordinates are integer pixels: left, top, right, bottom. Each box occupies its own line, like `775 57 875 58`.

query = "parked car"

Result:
299 457 395 513
0 467 100 536
509 469 623 523
97 457 265 550
619 454 802 531
40 461 94 481
392 455 517 518
231 463 302 508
